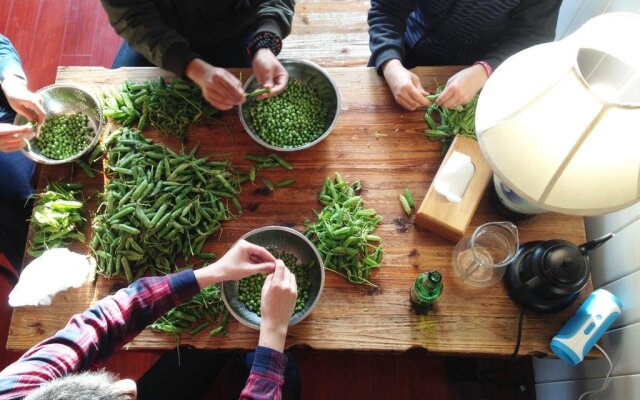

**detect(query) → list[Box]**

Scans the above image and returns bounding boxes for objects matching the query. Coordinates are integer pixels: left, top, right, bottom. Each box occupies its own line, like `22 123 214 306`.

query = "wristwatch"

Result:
247 31 282 59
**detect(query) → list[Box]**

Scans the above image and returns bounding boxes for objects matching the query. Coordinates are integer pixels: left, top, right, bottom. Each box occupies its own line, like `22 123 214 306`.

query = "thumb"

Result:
410 74 427 96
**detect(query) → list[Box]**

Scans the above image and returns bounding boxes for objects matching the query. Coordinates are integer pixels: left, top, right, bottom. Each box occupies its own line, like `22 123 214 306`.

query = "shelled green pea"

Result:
35 113 92 160
238 250 312 316
248 79 327 148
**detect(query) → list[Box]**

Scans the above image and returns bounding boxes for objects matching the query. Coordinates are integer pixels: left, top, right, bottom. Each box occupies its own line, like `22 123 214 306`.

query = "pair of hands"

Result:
186 48 288 111
0 76 45 152
382 59 488 111
193 239 298 353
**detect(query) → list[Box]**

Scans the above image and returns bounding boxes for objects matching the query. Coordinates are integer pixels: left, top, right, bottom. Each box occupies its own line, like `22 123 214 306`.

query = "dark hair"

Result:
24 370 134 400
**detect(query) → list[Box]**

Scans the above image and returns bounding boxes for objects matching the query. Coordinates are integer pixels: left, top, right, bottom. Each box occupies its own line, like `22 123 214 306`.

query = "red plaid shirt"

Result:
0 270 286 399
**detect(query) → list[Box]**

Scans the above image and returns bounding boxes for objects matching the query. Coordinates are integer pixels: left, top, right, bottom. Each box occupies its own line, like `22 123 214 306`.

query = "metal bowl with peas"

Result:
239 58 341 152
221 226 325 330
15 84 103 165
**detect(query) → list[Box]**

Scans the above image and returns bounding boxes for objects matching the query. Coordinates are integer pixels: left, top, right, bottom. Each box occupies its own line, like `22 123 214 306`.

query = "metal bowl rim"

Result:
17 83 103 165
238 58 341 152
221 225 326 330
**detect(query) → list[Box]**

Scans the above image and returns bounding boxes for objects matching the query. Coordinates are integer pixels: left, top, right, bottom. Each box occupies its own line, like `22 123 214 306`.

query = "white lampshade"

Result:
476 13 640 216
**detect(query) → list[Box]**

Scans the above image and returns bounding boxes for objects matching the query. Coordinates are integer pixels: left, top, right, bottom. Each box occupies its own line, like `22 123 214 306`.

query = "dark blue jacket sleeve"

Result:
0 34 27 85
368 0 417 74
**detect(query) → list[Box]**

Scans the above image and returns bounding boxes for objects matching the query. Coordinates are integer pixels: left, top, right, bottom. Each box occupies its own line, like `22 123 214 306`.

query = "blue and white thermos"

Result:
550 289 622 365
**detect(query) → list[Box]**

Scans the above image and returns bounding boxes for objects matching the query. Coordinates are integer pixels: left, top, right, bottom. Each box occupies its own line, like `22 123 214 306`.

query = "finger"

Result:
217 75 245 104
273 259 285 282
248 261 276 275
0 124 32 136
262 273 274 295
264 73 288 99
205 91 234 111
31 97 46 123
435 86 454 106
289 269 297 294
407 87 430 108
397 94 417 111
410 75 430 103
248 244 277 263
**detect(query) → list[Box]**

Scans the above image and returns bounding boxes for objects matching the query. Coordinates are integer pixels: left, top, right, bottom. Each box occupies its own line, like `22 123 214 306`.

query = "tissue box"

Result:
415 136 492 242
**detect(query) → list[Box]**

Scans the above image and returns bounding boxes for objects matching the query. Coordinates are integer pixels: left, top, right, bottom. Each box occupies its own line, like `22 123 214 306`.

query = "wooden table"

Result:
8 66 589 357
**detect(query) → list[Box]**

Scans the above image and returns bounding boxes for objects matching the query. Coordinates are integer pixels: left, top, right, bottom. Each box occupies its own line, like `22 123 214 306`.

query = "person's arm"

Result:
367 0 416 75
0 271 200 399
241 260 298 399
100 0 199 77
0 240 276 399
483 0 562 70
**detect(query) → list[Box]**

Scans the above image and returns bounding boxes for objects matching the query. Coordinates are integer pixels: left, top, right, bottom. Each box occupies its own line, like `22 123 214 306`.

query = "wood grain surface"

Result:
8 66 589 357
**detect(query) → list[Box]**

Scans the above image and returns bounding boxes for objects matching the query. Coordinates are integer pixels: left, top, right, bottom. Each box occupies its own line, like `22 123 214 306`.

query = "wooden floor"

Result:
0 1 536 399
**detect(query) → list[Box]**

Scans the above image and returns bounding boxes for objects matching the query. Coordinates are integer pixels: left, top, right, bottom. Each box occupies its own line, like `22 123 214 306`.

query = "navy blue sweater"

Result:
368 0 562 73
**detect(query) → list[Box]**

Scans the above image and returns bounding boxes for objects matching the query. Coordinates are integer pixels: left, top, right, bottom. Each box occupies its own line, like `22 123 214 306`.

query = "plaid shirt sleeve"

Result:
0 270 199 399
240 346 287 400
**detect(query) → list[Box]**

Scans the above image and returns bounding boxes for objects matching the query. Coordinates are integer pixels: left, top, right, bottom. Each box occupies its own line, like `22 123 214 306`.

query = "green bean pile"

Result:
151 284 230 336
101 78 219 141
35 113 92 160
248 79 327 148
305 173 383 286
238 250 312 316
91 127 242 281
424 85 479 155
28 183 85 257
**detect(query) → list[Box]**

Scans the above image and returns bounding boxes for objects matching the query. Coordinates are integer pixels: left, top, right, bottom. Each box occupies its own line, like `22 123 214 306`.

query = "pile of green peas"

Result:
248 79 327 148
35 113 92 160
238 250 312 316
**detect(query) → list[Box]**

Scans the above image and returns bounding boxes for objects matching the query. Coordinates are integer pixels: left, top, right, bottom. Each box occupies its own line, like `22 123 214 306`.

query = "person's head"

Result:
24 370 136 400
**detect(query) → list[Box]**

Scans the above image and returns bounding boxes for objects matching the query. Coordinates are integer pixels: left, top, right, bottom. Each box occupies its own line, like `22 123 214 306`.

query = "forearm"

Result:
100 0 198 76
0 270 199 397
484 0 562 69
255 0 295 39
0 35 26 85
368 0 415 74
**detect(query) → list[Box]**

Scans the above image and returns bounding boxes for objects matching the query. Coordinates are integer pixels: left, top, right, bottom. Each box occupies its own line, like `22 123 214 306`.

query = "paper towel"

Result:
434 151 475 202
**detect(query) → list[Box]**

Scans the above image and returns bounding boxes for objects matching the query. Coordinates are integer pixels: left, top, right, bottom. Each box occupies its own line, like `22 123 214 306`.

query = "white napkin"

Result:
434 151 475 203
9 248 95 307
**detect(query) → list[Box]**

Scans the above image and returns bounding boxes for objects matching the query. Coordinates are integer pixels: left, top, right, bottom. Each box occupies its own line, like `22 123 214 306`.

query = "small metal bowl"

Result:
222 226 325 330
239 58 341 152
15 84 103 165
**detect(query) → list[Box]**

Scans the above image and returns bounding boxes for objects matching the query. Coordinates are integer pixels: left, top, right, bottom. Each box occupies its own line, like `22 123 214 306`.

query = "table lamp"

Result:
474 13 640 312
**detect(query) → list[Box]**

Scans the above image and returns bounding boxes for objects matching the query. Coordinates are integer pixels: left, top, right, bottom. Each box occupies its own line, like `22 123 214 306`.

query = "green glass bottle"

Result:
410 271 443 314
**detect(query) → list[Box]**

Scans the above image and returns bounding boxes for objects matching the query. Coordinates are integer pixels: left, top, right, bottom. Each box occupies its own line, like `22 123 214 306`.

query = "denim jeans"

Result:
0 92 35 268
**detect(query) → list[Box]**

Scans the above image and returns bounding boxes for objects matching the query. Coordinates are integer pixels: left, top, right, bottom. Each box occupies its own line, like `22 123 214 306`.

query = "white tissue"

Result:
9 248 95 307
434 151 475 203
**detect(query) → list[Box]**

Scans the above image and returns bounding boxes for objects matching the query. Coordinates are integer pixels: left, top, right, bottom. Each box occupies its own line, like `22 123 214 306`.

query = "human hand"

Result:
258 260 298 352
185 58 245 111
436 64 488 109
251 48 289 99
1 76 45 124
0 123 35 152
193 240 276 288
382 59 430 111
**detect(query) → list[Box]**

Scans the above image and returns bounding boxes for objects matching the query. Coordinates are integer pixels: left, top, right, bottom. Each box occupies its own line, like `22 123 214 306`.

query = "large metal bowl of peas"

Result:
239 58 340 151
221 226 325 330
15 84 103 165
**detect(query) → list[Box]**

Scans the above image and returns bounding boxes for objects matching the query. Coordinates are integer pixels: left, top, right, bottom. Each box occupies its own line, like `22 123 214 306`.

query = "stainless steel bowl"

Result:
239 58 341 152
15 84 103 165
222 226 325 330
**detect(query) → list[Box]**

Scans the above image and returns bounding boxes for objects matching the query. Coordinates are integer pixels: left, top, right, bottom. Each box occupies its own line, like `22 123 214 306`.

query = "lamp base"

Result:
505 242 580 313
489 182 533 221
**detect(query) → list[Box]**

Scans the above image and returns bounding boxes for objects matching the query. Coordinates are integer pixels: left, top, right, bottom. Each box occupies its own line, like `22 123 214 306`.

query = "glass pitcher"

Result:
452 221 519 287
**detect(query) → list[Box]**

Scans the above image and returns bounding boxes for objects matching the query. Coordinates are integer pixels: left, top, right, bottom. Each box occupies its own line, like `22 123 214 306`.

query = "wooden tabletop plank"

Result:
8 66 589 357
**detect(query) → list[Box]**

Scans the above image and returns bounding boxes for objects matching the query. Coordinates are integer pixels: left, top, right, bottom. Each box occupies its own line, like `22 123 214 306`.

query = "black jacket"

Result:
101 0 295 76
